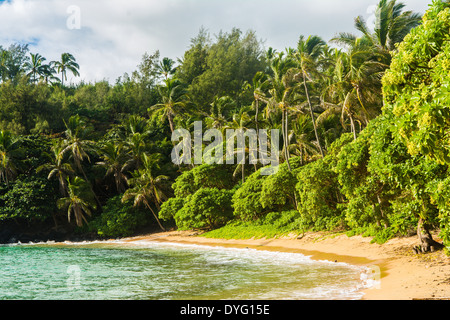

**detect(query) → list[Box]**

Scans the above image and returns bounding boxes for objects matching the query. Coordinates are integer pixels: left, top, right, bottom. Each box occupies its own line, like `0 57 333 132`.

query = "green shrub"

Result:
174 187 235 230
91 195 149 238
0 175 58 222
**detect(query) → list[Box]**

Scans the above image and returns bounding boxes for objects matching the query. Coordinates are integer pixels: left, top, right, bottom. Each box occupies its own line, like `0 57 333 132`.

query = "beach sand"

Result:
123 230 450 300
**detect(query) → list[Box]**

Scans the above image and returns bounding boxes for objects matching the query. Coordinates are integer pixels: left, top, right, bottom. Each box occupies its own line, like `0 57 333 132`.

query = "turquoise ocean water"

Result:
0 240 372 300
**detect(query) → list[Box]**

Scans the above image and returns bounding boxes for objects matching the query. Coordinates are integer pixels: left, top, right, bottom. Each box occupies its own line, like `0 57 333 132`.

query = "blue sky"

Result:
0 0 431 84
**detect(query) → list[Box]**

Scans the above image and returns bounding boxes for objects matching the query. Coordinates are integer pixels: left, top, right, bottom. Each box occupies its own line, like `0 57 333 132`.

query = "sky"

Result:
0 0 432 84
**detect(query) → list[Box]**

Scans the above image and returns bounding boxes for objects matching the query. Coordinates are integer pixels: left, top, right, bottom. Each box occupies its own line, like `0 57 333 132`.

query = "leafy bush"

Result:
172 164 235 198
0 175 58 222
159 197 185 222
232 169 267 221
90 195 149 238
174 187 235 230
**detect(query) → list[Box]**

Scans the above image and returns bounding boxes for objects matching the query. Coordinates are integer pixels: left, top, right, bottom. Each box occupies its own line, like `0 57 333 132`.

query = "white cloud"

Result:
0 0 431 84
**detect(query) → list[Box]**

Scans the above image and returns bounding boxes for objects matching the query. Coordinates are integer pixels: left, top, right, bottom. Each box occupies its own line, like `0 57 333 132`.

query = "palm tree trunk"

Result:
168 112 175 133
255 99 259 133
303 74 324 158
145 200 165 231
281 106 292 172
349 114 357 140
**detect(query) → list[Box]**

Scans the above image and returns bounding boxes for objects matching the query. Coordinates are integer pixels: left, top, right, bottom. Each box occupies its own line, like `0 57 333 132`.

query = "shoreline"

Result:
122 230 450 300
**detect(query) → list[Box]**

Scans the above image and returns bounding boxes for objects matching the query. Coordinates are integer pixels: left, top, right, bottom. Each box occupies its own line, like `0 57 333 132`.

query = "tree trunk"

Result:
303 74 324 158
168 112 175 133
281 106 291 172
349 114 357 141
145 201 166 232
416 217 444 253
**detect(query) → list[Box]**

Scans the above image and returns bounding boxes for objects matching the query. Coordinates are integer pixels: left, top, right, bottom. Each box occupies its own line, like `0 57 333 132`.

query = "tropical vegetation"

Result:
0 0 449 255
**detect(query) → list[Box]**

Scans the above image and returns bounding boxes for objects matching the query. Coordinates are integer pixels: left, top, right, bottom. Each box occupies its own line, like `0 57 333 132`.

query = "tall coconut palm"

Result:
149 78 187 133
24 53 46 83
122 153 168 231
293 35 327 158
251 71 270 133
223 105 255 183
266 52 298 171
53 53 80 86
57 176 96 227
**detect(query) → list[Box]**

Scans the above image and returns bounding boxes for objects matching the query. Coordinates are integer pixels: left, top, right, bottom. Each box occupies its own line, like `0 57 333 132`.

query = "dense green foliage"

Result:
1 0 449 255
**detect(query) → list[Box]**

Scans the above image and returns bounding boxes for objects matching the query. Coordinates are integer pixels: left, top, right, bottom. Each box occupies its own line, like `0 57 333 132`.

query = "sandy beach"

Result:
123 230 450 300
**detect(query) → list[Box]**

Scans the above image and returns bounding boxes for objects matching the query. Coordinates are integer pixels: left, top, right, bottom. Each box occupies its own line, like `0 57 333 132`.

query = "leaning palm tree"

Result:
122 153 168 231
57 176 97 227
53 52 80 86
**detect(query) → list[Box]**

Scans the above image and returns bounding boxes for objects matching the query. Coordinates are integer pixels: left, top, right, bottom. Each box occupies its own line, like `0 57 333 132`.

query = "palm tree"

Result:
96 141 129 194
354 0 422 53
223 105 255 183
122 153 168 231
149 78 187 133
57 176 97 227
124 132 148 171
0 130 22 185
206 96 235 132
266 51 298 171
24 53 46 83
289 114 320 165
37 139 75 196
325 39 385 139
294 35 327 158
60 115 100 207
250 71 270 133
53 53 80 86
40 62 60 84
157 57 177 81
